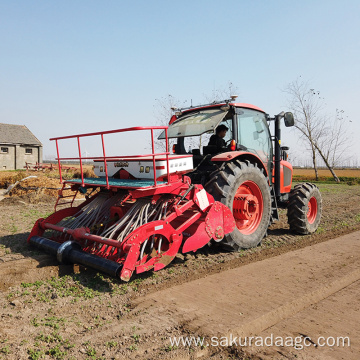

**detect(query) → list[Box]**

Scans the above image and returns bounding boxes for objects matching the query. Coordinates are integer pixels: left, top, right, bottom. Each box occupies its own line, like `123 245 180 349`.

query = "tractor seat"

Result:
203 145 218 155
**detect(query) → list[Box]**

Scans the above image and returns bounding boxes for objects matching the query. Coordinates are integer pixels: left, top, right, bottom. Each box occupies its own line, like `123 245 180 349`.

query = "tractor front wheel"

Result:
205 161 271 250
287 183 322 234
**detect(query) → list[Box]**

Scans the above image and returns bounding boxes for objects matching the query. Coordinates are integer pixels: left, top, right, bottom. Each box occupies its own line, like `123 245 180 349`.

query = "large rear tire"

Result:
205 161 271 250
287 183 322 234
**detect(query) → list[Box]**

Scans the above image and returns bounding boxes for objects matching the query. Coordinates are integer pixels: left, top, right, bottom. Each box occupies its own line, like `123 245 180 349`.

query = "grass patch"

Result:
19 273 115 302
46 345 67 360
27 331 75 360
30 316 66 330
23 209 53 220
106 341 118 348
316 226 325 234
21 280 44 289
17 271 140 306
0 345 10 355
6 216 18 234
27 348 45 360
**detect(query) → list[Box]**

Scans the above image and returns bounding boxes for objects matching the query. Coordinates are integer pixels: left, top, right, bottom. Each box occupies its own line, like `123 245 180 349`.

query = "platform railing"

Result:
50 126 170 189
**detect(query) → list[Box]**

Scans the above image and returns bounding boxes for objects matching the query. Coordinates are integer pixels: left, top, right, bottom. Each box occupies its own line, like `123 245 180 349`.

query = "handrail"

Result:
50 126 168 141
51 152 171 161
51 126 170 189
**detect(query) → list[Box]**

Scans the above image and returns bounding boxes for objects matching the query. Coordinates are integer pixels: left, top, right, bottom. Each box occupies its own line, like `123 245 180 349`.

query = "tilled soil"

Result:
0 182 359 359
133 231 360 359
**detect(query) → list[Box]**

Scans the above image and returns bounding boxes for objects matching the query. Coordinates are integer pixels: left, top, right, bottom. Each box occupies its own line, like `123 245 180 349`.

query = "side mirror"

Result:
284 112 294 127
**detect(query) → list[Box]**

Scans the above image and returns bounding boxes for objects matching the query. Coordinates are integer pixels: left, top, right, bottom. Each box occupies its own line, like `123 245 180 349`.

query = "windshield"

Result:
159 108 228 139
237 108 271 163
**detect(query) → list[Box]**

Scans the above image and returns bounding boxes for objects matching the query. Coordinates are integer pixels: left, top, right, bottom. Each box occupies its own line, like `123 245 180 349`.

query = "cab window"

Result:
237 109 271 163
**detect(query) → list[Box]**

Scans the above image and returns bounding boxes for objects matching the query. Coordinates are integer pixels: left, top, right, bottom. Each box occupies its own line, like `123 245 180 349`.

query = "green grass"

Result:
0 346 10 355
46 345 67 360
30 316 66 330
163 345 178 352
293 175 360 185
316 183 346 193
6 217 18 234
0 169 26 172
19 274 113 302
23 209 53 220
21 280 44 289
36 332 63 344
128 344 138 351
86 347 97 357
316 226 325 234
28 331 75 360
105 341 118 348
27 348 45 360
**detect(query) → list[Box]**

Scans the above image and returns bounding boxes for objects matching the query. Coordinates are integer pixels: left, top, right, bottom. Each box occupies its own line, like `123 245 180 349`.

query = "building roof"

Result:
0 123 42 146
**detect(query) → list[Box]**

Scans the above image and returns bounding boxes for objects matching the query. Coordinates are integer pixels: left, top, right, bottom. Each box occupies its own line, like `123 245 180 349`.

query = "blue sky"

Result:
1 0 359 165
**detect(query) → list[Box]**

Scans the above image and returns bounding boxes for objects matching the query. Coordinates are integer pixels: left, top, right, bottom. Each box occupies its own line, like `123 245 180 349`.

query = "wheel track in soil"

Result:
130 230 360 360
131 224 360 298
53 229 358 360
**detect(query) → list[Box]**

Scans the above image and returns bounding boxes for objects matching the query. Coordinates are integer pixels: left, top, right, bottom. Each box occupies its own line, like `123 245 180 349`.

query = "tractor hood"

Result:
158 107 228 139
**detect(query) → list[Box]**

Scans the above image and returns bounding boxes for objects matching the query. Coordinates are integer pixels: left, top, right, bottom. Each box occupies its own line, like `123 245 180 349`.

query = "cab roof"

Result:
169 103 265 125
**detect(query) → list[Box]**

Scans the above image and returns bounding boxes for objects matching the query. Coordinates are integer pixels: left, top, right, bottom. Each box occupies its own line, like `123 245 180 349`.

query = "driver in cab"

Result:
208 124 228 152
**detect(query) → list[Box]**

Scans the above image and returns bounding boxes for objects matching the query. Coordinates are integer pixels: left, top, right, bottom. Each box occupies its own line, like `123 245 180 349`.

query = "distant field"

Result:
293 168 360 178
1 166 359 186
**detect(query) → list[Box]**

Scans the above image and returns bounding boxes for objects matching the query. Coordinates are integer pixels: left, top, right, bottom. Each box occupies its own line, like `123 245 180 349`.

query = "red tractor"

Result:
28 97 322 281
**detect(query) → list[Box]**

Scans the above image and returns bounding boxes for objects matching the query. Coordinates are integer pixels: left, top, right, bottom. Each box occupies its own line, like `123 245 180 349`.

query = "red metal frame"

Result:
50 126 170 189
229 103 265 113
211 151 269 177
29 183 236 281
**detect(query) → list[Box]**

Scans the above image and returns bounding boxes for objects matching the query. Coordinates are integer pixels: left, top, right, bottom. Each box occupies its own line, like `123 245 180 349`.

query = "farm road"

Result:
134 231 360 359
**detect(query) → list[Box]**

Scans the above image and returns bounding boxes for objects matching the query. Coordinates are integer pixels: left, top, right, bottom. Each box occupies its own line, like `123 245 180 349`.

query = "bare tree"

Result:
313 112 350 181
153 82 239 153
152 94 187 152
285 79 323 180
202 81 238 103
327 109 350 167
285 79 350 182
198 82 239 149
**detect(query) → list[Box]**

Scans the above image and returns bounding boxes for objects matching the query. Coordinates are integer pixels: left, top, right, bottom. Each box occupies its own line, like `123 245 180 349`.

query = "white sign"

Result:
196 189 210 211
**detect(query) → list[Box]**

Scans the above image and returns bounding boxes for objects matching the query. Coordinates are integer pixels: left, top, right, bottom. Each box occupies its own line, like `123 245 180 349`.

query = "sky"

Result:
0 0 359 165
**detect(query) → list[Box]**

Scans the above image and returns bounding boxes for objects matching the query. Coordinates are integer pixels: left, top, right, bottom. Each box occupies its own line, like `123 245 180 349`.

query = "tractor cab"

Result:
159 97 295 201
159 99 273 179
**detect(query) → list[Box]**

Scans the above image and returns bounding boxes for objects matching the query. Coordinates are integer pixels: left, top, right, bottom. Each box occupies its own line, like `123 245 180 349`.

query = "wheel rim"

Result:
232 180 263 235
307 196 318 224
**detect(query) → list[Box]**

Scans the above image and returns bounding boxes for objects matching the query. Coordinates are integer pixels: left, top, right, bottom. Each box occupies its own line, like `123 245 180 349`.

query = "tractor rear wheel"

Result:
205 161 271 250
287 183 322 234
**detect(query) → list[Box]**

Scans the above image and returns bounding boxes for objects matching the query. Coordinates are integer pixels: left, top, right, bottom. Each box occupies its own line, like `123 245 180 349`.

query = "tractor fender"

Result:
211 151 268 177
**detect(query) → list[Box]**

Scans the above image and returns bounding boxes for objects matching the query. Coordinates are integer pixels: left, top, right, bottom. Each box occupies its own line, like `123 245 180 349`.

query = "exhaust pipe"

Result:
29 236 122 278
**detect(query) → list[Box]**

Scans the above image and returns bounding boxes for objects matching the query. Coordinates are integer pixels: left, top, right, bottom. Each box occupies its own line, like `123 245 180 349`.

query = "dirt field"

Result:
0 175 360 359
293 167 360 180
294 167 360 177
